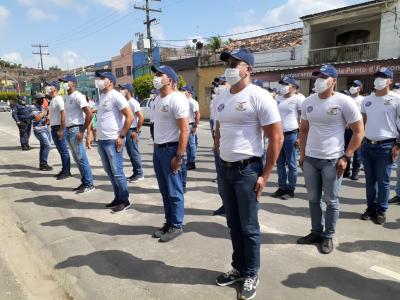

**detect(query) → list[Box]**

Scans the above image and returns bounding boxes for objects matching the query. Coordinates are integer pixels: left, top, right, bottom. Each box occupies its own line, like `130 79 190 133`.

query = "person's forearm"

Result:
60 112 65 129
137 114 144 130
120 121 131 137
299 130 308 157
195 112 200 125
177 126 189 155
345 132 363 157
262 134 283 181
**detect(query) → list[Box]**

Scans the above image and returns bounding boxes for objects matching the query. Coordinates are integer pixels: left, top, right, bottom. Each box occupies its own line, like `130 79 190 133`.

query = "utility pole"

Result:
134 0 161 64
32 44 49 72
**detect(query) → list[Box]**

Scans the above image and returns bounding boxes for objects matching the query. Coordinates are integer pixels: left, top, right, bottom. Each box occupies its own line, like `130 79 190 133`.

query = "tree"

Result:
133 74 154 100
207 36 223 51
49 65 61 71
178 75 186 90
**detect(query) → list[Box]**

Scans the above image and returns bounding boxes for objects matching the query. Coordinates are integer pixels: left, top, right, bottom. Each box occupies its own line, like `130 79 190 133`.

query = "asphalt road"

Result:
0 112 399 300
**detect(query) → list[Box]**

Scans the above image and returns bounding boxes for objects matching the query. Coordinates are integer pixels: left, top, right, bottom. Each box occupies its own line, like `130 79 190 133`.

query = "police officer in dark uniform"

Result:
12 96 32 151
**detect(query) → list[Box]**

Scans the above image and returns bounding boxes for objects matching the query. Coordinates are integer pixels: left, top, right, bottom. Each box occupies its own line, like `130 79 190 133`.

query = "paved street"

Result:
0 113 400 300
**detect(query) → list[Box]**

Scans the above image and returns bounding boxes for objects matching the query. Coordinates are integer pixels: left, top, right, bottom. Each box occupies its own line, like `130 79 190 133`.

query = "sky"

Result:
0 0 367 70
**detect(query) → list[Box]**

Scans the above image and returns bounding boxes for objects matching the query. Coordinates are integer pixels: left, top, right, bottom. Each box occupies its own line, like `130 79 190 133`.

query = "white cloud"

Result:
0 5 10 26
2 52 23 64
18 0 87 13
27 8 58 21
91 0 130 12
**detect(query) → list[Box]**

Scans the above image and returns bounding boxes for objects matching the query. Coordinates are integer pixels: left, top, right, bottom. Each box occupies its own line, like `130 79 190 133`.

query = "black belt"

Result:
51 125 61 128
130 127 137 131
154 142 179 149
67 124 81 129
189 122 195 126
221 156 261 168
365 138 396 145
284 129 299 136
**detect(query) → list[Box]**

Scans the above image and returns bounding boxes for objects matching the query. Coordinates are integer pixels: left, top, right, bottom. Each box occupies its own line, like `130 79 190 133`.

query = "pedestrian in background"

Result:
12 96 32 151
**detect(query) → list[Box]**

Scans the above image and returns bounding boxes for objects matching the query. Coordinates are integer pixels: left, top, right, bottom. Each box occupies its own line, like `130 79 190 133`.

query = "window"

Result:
115 67 124 78
126 66 132 76
140 99 149 107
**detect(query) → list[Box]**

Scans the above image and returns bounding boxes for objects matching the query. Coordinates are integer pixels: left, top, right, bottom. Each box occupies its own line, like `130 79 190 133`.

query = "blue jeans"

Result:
98 139 129 204
186 124 197 164
303 156 342 239
209 119 215 139
361 141 394 212
51 126 71 174
214 149 225 205
66 126 93 187
33 129 51 166
396 155 400 196
220 158 262 277
344 128 361 174
153 145 185 228
125 129 143 176
277 132 298 191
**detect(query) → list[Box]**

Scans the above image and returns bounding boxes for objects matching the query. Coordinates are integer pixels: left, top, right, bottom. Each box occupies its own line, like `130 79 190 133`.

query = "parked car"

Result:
0 102 11 112
140 98 154 125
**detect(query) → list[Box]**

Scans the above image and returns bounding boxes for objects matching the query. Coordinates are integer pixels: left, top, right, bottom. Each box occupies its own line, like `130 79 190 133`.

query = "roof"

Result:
223 28 302 52
300 0 387 20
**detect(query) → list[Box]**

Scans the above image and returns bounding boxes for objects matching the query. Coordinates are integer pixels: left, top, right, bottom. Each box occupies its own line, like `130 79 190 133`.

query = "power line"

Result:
32 44 49 71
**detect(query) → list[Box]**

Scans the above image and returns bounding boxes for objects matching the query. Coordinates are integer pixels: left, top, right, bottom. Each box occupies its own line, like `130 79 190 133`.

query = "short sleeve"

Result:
135 101 141 112
115 92 129 111
342 97 362 124
360 98 366 113
58 97 65 111
171 93 189 119
255 88 281 126
77 93 88 109
301 98 309 120
296 97 302 111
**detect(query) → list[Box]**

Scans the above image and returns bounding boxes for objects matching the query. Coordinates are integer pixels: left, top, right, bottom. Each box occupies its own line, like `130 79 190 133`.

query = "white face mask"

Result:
62 82 70 91
224 68 242 86
374 77 388 91
95 79 105 90
349 86 359 95
215 85 226 95
280 85 290 95
120 89 128 96
45 86 53 95
153 76 164 90
314 78 330 94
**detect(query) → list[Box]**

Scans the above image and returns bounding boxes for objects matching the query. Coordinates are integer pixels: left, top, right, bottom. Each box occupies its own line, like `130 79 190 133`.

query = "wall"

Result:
253 46 304 70
179 69 198 95
111 41 134 86
197 64 225 119
378 1 400 58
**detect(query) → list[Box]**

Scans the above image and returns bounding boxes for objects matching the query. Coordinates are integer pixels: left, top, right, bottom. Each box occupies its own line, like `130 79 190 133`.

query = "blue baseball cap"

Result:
151 65 179 82
279 76 297 86
352 80 363 89
59 74 77 83
96 71 116 85
220 48 254 66
312 64 338 78
252 79 265 87
45 80 60 90
374 67 393 79
182 85 194 95
393 82 400 89
218 75 226 82
118 83 133 92
150 88 159 95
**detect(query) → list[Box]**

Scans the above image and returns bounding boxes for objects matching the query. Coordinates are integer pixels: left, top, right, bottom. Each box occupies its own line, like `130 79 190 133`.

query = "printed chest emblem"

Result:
235 101 247 112
307 106 313 113
365 101 372 107
384 98 394 105
326 105 340 116
217 103 225 112
160 105 169 112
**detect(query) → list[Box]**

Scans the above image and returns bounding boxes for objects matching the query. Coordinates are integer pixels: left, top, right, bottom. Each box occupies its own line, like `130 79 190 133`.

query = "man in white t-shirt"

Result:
151 65 189 243
272 76 303 200
298 64 364 254
344 80 364 180
148 89 158 141
119 83 144 182
95 72 134 213
360 67 400 224
214 48 283 299
182 85 200 170
45 80 71 180
59 74 94 194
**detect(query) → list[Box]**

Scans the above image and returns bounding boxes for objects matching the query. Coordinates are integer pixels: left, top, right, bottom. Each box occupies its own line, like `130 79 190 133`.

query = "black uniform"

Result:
12 102 32 150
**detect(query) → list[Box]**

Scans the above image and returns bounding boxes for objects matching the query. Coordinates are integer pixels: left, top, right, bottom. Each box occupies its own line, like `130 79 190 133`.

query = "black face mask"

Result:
37 99 43 106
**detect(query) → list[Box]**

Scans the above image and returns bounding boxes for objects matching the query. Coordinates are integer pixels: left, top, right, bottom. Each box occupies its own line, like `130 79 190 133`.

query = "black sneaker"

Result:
271 188 286 198
281 190 294 200
320 238 333 254
297 232 322 244
53 170 63 177
105 199 118 208
159 226 183 242
216 268 243 286
77 185 95 194
343 172 350 178
152 223 170 238
72 183 84 191
213 205 225 216
186 163 196 170
389 195 400 204
351 172 359 181
239 275 259 300
110 202 131 214
374 211 386 225
56 172 72 180
127 174 135 181
361 208 376 220
39 164 53 171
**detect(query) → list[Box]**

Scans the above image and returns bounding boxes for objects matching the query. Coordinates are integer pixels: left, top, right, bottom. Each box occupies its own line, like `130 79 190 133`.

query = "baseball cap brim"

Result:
374 71 392 78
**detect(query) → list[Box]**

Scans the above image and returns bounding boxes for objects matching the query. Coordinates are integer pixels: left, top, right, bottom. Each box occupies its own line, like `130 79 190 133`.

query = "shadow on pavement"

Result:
16 195 105 209
384 218 400 230
54 250 220 285
337 240 400 257
282 267 400 299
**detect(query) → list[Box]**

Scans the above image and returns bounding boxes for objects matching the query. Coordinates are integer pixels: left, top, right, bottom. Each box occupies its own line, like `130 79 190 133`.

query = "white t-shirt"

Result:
276 94 303 132
153 91 189 144
351 95 364 111
149 98 156 123
49 95 64 126
301 92 362 159
64 90 88 127
128 98 141 128
188 97 199 124
209 98 215 120
216 84 281 162
361 91 400 141
96 89 129 140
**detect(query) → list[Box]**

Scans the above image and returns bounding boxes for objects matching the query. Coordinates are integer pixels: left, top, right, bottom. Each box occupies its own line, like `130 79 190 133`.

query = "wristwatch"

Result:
340 154 350 162
119 134 125 139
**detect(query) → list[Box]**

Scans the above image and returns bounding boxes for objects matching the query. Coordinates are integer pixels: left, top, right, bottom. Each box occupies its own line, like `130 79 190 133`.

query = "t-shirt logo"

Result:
307 106 313 113
160 105 169 112
384 98 393 105
326 105 340 115
235 101 247 112
69 99 73 105
365 101 372 107
217 103 225 112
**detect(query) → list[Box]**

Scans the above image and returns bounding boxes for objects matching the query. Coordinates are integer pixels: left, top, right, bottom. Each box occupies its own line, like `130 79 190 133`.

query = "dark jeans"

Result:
361 141 394 212
149 122 154 141
153 145 185 228
51 126 71 174
277 132 298 191
33 129 52 166
125 129 143 176
186 124 197 164
17 120 31 147
344 128 360 174
220 158 263 277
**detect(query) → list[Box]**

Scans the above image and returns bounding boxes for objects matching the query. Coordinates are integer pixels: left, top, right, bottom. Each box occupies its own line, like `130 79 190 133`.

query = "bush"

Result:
0 91 27 102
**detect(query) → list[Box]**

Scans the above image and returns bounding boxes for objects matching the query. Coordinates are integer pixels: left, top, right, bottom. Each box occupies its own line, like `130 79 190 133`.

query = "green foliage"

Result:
178 75 186 89
0 91 26 102
0 58 22 69
207 36 223 51
133 74 154 100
